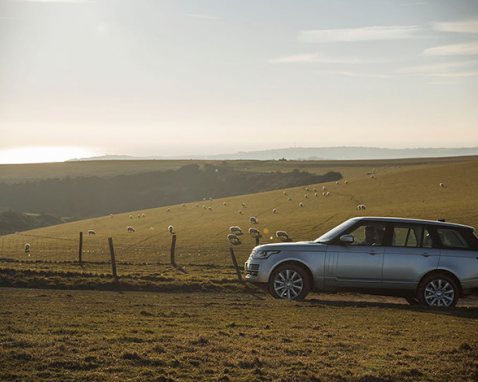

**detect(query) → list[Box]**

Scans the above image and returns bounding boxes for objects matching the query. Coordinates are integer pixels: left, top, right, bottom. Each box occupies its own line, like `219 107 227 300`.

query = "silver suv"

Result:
245 217 478 307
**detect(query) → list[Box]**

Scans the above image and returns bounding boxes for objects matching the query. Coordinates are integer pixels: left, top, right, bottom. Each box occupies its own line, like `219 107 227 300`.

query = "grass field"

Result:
1 156 478 381
1 288 477 382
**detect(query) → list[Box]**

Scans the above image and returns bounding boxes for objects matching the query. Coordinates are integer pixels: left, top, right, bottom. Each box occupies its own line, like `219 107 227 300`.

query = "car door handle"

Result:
369 251 377 255
421 253 430 257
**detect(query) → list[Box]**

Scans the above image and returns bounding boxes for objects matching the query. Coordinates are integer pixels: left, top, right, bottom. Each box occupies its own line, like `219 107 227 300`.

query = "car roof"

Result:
352 216 474 230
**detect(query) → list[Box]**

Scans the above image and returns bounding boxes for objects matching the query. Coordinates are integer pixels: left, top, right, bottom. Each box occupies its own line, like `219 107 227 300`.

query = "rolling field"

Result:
1 156 478 381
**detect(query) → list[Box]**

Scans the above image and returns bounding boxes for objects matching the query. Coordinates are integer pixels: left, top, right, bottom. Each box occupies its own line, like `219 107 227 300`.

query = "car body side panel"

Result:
382 247 440 289
438 250 478 291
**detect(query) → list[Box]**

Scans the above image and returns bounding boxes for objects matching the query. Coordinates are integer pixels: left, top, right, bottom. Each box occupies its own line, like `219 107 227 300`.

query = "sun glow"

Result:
0 146 97 164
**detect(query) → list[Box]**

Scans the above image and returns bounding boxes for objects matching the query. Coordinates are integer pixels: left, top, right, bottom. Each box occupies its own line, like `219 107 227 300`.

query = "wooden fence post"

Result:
170 234 177 267
78 232 83 265
229 247 244 284
108 237 118 280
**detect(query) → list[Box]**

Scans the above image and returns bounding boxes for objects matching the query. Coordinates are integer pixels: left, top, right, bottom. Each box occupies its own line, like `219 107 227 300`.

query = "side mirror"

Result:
339 234 354 244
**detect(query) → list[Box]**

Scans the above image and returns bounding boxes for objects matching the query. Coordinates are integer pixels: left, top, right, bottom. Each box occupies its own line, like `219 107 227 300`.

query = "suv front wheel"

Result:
269 263 311 300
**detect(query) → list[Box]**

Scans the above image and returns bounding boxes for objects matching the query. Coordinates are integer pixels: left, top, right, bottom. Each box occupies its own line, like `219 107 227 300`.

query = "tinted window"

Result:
437 228 469 249
422 228 433 248
392 225 421 247
348 223 387 246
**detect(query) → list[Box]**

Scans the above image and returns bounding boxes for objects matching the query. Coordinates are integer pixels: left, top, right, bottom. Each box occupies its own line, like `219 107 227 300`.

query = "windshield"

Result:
315 218 358 243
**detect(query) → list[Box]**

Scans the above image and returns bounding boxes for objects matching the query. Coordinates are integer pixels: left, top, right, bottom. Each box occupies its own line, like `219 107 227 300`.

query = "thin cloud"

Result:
398 60 478 77
299 25 421 43
424 41 478 56
432 19 478 34
185 13 220 20
269 53 378 64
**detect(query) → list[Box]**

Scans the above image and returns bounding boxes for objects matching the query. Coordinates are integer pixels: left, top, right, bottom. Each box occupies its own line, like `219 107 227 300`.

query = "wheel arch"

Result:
417 269 463 296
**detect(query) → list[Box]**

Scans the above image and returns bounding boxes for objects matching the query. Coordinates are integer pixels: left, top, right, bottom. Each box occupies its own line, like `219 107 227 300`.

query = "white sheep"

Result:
325 191 330 197
129 214 133 219
356 204 367 210
276 231 290 242
127 226 136 233
229 226 243 235
249 216 258 225
283 191 287 196
24 243 31 254
304 194 309 199
288 197 292 201
241 202 247 208
314 192 318 197
207 206 213 211
223 202 227 206
168 225 175 234
141 213 146 218
137 214 141 218
299 202 304 207
322 186 326 191
87 229 96 236
344 180 348 185
336 181 339 185
305 187 310 192
227 233 241 246
439 183 446 188
272 208 278 214
248 227 261 239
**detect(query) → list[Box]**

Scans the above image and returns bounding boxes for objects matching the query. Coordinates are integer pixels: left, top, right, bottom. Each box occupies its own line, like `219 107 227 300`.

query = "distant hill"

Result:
0 211 64 235
69 147 478 161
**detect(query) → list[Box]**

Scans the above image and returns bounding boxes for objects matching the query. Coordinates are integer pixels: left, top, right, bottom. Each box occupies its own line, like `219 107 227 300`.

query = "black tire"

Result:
268 263 311 301
404 297 419 305
417 272 459 308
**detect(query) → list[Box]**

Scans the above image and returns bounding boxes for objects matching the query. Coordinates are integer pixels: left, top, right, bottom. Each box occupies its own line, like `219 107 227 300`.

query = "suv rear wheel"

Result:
417 273 459 308
269 263 311 301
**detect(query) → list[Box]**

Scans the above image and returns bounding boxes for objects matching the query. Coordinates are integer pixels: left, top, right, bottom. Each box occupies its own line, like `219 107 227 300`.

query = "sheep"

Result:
202 205 207 209
249 216 258 225
313 188 317 193
283 191 287 196
272 208 278 214
181 203 186 207
288 197 292 202
305 187 310 192
168 225 175 234
110 214 114 218
238 210 243 215
314 192 318 197
439 183 446 188
167 208 170 212
275 231 290 242
304 194 309 199
229 226 243 235
322 186 326 191
227 233 241 246
241 202 247 208
325 191 330 197
137 214 141 218
356 204 367 210
322 192 326 196
127 226 136 233
24 243 31 254
248 227 261 239
344 180 348 185
335 181 339 185
87 229 96 236
299 202 304 207
207 206 213 211
141 213 146 218
370 174 375 179
129 214 133 219
223 202 227 206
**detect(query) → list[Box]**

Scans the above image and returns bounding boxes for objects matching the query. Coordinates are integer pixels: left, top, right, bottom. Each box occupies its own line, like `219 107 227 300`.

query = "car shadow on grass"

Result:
303 297 478 318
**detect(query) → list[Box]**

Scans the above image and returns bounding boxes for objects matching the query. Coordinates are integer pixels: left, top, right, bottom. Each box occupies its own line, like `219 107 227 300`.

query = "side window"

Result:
348 223 386 246
437 228 469 249
392 225 421 247
422 228 433 248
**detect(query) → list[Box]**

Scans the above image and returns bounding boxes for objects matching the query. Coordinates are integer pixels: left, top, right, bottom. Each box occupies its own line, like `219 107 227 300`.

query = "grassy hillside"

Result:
1 156 477 265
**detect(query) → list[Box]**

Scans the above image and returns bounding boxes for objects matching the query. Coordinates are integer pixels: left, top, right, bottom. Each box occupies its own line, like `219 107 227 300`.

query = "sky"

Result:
0 0 478 163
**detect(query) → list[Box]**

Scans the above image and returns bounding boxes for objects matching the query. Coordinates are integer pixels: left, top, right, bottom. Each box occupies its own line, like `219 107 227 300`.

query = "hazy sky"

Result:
1 0 478 163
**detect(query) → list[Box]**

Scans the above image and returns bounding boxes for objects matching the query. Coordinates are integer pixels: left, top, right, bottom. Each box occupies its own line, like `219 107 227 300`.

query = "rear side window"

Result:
392 225 421 247
437 228 469 249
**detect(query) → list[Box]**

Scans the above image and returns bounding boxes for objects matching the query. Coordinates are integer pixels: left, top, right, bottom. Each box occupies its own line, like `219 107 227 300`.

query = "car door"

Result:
383 224 440 289
327 221 387 289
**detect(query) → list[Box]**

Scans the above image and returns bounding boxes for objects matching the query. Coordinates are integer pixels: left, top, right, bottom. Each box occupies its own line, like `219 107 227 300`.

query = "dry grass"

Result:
0 288 477 381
